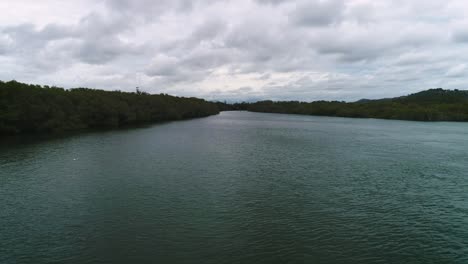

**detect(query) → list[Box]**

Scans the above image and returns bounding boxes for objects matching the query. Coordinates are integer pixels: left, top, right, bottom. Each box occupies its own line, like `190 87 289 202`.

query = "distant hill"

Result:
242 89 468 122
396 88 468 104
0 80 219 134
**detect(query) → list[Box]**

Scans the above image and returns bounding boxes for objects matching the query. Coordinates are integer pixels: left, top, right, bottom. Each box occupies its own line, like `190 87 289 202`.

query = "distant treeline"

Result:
0 80 219 134
231 89 468 122
2 80 468 135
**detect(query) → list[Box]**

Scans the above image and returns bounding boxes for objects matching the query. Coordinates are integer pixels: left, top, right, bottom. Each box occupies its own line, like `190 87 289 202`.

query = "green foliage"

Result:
241 89 468 122
0 80 219 134
3 81 467 135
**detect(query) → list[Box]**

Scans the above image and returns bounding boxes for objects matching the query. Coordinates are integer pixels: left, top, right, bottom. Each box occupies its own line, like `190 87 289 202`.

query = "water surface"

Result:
1 111 467 263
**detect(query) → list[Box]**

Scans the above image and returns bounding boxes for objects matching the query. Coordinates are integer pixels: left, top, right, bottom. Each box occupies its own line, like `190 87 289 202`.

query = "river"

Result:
1 111 467 263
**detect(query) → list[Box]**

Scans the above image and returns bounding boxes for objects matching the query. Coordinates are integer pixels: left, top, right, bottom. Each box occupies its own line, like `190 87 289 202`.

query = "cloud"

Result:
255 0 288 5
445 64 467 78
74 37 133 64
2 23 73 52
0 34 13 54
453 26 468 43
1 0 468 101
190 18 227 45
290 0 346 27
145 55 180 77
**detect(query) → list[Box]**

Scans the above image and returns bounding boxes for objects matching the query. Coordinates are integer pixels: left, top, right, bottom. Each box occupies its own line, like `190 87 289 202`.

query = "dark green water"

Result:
1 111 467 264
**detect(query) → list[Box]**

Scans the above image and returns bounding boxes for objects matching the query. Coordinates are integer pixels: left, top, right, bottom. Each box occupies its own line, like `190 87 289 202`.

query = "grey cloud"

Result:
0 34 12 54
453 28 468 43
144 53 212 88
309 30 386 63
345 2 378 23
393 52 432 66
39 24 76 39
2 23 74 52
309 22 443 63
182 48 232 70
290 0 345 27
77 13 132 37
1 11 148 67
445 64 467 78
317 43 383 63
162 18 228 55
72 13 149 64
103 0 218 21
75 38 132 64
2 0 468 101
105 0 185 17
153 14 303 82
144 48 232 87
206 86 262 102
255 0 289 5
223 18 299 65
190 19 226 44
145 56 180 77
0 23 78 74
233 86 254 93
258 73 271 80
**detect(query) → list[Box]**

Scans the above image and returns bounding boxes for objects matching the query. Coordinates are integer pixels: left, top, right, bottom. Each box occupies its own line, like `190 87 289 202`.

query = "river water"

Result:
1 111 467 263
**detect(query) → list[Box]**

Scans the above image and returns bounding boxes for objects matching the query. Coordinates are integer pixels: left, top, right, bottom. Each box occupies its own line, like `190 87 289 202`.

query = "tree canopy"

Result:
241 89 468 122
2 80 468 135
0 80 219 134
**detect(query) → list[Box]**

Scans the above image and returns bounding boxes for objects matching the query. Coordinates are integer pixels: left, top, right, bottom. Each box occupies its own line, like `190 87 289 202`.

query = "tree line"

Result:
234 88 468 122
2 80 468 135
0 80 219 134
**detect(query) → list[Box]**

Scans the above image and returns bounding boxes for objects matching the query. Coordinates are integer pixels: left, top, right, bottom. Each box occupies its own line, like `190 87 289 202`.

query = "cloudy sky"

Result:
1 0 468 101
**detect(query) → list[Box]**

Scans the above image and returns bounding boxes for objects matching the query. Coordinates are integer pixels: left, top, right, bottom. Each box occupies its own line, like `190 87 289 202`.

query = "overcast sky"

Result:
1 0 468 101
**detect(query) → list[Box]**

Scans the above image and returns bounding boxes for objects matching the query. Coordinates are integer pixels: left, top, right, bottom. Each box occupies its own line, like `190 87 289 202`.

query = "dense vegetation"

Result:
0 80 219 134
241 89 468 122
2 80 467 135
